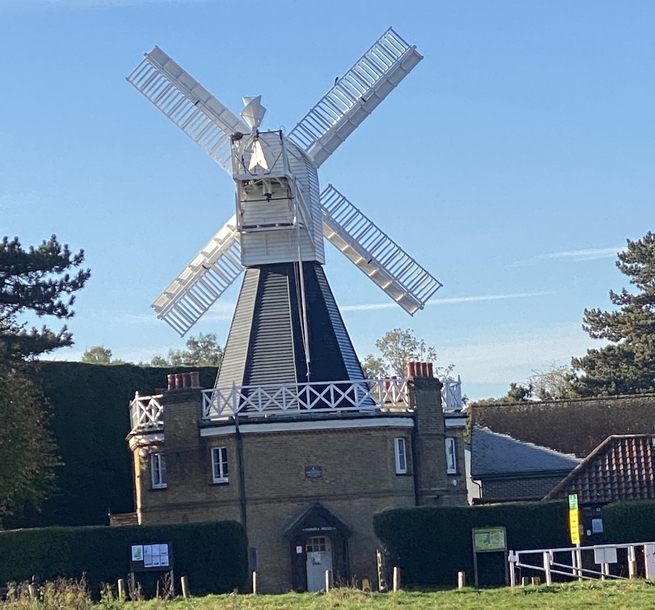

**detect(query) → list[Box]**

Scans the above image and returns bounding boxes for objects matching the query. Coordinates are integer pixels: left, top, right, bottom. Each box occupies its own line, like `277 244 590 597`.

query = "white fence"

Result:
202 378 410 420
508 541 655 585
129 392 164 432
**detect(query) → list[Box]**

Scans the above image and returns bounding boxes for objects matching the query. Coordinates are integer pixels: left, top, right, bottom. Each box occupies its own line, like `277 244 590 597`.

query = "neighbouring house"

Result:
544 434 655 542
469 426 580 503
124 364 467 593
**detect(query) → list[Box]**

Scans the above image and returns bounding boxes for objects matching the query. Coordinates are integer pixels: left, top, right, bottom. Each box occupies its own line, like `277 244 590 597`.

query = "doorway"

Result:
306 536 333 592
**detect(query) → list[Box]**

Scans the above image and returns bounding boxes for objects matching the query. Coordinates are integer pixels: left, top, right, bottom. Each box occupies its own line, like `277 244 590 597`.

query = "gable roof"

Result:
544 434 655 504
471 426 580 478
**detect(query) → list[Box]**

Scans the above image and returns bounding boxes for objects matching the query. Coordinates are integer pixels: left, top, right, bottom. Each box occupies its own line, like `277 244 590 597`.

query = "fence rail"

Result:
129 393 164 432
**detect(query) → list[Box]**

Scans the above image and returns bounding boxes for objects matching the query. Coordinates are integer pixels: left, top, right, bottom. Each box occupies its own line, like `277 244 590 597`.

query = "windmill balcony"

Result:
128 378 412 434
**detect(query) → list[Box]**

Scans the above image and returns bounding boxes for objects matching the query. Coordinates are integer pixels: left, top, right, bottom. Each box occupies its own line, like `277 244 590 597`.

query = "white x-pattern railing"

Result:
202 378 410 420
130 392 164 432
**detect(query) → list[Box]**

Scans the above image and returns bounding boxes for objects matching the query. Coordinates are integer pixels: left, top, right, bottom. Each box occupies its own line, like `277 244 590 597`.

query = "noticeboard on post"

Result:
472 527 507 553
130 543 173 572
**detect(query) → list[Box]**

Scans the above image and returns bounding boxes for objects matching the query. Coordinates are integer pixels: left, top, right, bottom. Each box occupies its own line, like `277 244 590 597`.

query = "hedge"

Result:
0 520 247 595
374 501 569 587
471 394 655 457
4 362 217 529
602 500 655 543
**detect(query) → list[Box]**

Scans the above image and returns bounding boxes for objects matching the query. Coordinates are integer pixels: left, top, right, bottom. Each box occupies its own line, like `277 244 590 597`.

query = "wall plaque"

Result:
305 465 323 479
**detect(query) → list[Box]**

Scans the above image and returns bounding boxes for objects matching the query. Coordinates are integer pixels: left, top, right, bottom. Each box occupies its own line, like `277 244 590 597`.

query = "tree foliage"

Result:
0 235 89 520
0 236 90 360
572 232 655 396
472 382 533 406
151 332 223 367
362 328 453 379
81 345 114 364
528 363 576 400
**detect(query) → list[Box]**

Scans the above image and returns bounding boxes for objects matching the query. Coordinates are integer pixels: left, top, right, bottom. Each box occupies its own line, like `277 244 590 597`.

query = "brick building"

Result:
126 365 466 592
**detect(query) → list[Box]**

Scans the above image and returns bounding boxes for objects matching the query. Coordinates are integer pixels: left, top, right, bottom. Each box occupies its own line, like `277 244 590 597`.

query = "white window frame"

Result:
150 452 167 489
445 437 457 474
394 437 408 475
212 447 229 484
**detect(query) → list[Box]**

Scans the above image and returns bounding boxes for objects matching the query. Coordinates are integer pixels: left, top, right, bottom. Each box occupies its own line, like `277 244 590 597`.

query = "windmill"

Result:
127 28 442 392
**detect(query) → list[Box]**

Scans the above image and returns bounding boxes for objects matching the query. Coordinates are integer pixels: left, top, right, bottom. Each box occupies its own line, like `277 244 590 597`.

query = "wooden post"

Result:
457 571 465 589
521 577 530 586
325 569 332 592
117 579 126 600
531 577 541 586
392 567 400 592
28 585 37 600
252 571 258 595
181 576 189 599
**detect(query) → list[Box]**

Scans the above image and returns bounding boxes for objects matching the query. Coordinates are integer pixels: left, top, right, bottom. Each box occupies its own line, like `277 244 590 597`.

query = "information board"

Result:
130 543 173 572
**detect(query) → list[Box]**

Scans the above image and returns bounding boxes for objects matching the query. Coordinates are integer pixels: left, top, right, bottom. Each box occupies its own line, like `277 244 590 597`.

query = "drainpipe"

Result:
235 416 248 533
411 411 420 506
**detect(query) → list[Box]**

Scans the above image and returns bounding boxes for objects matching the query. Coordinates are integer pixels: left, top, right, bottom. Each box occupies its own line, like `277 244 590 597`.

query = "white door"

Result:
306 536 332 592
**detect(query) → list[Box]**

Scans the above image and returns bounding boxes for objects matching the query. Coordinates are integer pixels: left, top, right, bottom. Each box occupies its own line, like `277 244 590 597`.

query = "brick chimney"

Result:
166 371 201 390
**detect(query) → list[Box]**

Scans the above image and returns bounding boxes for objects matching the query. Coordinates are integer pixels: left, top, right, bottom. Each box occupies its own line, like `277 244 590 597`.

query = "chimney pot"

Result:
190 371 200 388
167 374 175 391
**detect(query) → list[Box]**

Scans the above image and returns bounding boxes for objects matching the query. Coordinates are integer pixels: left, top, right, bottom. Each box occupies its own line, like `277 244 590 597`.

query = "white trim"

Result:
150 452 167 489
129 432 165 450
211 446 229 484
445 437 457 474
200 417 415 437
445 417 467 429
394 437 408 474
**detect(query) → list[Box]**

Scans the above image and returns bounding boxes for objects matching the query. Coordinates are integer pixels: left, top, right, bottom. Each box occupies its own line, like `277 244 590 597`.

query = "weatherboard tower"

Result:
127 28 441 393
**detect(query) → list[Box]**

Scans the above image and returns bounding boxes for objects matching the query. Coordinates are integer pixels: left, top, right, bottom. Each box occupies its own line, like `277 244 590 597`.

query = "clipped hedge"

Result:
374 501 569 587
4 362 217 529
0 520 247 595
603 500 655 543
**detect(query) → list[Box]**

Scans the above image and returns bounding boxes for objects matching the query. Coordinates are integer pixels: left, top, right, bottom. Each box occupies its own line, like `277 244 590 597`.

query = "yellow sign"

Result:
472 527 506 552
569 508 580 544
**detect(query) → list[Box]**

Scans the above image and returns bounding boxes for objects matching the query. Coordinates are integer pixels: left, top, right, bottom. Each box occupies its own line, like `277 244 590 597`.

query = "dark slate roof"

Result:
471 426 580 478
544 434 655 504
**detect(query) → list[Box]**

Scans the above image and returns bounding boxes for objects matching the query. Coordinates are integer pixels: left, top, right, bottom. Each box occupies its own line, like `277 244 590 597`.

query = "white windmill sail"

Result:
152 215 244 335
127 47 250 172
287 28 422 168
320 185 442 315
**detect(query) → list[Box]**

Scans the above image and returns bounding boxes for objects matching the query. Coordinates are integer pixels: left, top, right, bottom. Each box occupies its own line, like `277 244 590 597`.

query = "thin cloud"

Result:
340 291 554 313
513 246 623 267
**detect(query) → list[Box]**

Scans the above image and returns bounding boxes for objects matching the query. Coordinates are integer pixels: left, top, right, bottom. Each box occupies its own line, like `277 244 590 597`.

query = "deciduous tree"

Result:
362 328 453 379
150 332 223 367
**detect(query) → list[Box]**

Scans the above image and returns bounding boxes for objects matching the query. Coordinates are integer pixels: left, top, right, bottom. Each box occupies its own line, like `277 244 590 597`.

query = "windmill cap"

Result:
241 95 266 130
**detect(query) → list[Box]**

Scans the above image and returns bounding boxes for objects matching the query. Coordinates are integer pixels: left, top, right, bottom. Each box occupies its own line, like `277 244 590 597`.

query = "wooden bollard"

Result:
28 585 37 600
521 576 530 587
531 576 541 586
457 571 465 589
325 569 332 592
181 576 189 599
117 579 126 600
252 571 258 595
393 567 401 592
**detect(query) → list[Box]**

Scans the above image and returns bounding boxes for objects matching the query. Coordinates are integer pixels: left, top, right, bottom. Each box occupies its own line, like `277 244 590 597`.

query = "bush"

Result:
0 520 247 596
603 500 655 543
374 501 568 587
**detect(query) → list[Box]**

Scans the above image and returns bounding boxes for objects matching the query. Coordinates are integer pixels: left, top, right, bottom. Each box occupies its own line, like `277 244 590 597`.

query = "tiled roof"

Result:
545 434 655 504
471 426 580 478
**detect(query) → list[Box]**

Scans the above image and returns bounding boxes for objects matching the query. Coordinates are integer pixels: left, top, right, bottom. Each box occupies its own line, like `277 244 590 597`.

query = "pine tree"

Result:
572 232 655 395
0 235 90 521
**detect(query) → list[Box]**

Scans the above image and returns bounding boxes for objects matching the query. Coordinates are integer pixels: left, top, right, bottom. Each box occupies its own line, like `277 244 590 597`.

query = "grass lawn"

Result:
5 581 655 609
125 582 655 610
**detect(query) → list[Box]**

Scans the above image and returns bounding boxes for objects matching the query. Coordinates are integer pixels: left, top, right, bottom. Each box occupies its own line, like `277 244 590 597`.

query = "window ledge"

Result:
211 479 229 485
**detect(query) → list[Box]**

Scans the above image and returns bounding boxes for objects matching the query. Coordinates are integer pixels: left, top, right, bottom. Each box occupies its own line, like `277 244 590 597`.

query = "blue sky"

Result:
1 0 653 400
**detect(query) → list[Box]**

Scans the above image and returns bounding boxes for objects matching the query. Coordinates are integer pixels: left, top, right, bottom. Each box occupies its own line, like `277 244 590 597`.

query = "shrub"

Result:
602 500 655 543
374 501 568 587
0 520 247 596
